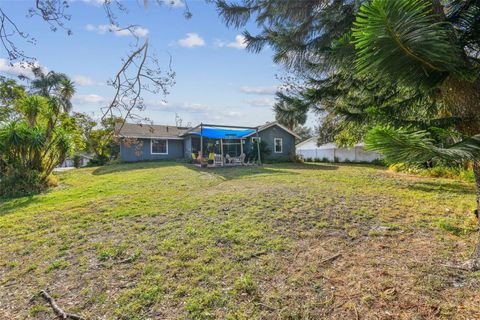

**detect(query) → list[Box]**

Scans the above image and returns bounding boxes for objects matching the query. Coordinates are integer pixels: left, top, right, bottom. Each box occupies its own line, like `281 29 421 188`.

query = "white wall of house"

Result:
296 138 382 163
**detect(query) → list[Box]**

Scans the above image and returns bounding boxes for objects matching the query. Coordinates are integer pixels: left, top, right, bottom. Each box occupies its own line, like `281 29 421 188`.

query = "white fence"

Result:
297 144 382 163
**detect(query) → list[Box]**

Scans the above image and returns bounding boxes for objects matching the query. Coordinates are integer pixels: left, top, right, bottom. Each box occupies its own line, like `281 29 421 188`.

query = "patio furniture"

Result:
185 123 262 166
214 154 223 166
239 153 246 164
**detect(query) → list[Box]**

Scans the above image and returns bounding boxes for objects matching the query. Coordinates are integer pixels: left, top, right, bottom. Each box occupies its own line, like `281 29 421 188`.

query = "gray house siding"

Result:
120 138 184 162
244 125 296 161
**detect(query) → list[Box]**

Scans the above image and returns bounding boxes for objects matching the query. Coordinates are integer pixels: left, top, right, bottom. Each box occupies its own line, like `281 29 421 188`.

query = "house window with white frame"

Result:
274 138 283 153
151 139 168 154
251 136 261 144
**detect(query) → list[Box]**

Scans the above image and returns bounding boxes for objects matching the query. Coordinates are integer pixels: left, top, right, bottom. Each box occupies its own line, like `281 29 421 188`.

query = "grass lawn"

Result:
1 161 479 319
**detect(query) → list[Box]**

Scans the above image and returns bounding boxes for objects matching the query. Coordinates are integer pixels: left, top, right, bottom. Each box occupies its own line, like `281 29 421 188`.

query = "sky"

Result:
0 0 316 128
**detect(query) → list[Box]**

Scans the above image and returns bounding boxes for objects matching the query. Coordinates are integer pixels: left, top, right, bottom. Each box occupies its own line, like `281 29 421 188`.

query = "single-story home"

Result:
57 153 93 168
296 137 382 163
116 121 300 163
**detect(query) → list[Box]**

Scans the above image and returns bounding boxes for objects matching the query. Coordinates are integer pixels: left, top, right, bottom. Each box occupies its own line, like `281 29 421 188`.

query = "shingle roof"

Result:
116 122 191 139
244 121 301 139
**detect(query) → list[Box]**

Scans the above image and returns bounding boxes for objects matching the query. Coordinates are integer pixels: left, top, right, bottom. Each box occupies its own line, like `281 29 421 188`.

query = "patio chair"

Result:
225 154 231 164
239 153 246 164
214 154 223 166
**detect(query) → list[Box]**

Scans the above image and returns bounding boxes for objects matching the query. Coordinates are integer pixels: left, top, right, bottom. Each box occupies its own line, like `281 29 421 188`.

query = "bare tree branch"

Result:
101 39 175 131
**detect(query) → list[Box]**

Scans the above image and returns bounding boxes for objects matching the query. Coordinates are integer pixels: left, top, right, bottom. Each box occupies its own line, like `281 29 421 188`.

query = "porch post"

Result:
256 128 261 165
240 138 243 155
220 138 224 166
200 123 203 157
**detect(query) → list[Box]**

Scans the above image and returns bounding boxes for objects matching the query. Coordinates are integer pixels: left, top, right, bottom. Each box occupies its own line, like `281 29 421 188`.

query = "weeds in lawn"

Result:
0 162 479 319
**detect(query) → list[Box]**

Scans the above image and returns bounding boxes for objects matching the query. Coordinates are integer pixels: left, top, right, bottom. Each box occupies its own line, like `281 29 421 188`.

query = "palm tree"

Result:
273 92 309 130
353 0 480 268
30 67 76 113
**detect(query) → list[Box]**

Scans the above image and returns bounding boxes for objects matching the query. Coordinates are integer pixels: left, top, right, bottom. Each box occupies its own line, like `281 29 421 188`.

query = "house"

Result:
57 153 93 168
296 137 382 163
116 121 299 163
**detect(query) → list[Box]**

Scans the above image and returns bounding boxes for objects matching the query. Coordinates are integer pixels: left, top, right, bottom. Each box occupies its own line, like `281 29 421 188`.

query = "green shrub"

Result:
73 154 82 168
390 163 474 182
288 152 304 163
0 168 57 198
88 154 110 166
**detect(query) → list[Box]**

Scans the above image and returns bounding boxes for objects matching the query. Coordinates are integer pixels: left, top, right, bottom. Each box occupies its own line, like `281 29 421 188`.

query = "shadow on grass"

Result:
92 161 338 178
0 194 39 216
190 162 339 180
405 180 475 196
92 160 184 175
273 162 339 170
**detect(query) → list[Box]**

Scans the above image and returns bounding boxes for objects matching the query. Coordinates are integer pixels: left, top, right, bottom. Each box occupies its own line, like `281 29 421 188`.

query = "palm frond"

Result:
352 0 468 86
365 126 480 165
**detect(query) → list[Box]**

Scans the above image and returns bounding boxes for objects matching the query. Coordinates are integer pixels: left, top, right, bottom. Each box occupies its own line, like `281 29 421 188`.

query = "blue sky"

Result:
0 0 314 127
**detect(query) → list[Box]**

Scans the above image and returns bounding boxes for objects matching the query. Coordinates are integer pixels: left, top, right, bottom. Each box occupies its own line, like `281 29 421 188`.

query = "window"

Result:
274 138 283 153
151 139 168 154
251 137 261 144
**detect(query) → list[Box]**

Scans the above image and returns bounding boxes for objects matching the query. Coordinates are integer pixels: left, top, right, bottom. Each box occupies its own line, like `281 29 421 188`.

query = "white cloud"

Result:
178 33 205 48
152 101 210 113
150 101 245 120
85 24 149 38
240 86 278 95
73 94 106 104
80 0 105 5
72 75 98 87
227 35 247 49
245 98 275 107
0 59 46 78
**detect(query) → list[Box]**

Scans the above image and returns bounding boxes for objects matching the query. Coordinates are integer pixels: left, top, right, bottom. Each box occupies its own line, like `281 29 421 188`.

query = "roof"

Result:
295 136 319 149
116 123 190 139
116 121 300 140
189 127 255 139
244 122 301 139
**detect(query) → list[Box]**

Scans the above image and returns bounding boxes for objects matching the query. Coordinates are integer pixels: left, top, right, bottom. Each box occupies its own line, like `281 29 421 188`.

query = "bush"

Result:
321 157 330 163
0 168 57 198
389 162 474 182
73 154 82 168
88 154 110 166
288 152 304 163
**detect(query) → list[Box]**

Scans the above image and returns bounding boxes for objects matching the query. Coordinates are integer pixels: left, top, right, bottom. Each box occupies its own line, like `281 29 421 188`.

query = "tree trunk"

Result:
471 160 480 269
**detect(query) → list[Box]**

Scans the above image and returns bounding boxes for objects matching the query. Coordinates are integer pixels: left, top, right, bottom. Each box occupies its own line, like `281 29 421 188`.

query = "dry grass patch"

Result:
0 162 479 319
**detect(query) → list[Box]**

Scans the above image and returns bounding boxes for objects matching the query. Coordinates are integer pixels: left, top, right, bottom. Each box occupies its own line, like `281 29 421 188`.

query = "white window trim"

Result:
274 138 283 153
251 137 261 143
151 138 169 155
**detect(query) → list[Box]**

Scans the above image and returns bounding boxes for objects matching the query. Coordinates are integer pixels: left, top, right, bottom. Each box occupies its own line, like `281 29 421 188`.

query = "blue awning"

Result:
190 128 255 139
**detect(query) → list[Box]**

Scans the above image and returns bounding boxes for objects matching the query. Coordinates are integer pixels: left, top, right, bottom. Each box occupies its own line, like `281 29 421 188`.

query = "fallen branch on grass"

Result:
320 253 342 265
236 251 268 261
38 290 85 320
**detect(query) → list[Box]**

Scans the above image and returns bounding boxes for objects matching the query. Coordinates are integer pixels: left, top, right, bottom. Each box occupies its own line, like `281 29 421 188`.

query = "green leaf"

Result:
352 0 468 87
365 126 480 165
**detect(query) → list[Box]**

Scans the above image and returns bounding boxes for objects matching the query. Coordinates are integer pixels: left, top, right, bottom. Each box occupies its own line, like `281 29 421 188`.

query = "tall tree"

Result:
0 76 79 196
216 0 480 268
352 0 480 268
